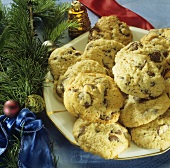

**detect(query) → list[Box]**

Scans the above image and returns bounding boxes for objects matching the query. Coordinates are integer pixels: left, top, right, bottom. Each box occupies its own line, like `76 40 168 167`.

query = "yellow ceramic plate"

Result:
43 27 170 160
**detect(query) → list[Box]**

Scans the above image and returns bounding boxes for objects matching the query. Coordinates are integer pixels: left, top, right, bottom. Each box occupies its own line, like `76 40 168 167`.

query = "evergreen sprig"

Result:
0 0 75 109
49 19 78 42
0 135 20 168
0 0 76 166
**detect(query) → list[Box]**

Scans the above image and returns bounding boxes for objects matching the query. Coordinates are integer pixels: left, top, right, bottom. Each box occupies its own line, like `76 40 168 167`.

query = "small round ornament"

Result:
25 94 45 113
42 40 57 53
3 100 21 118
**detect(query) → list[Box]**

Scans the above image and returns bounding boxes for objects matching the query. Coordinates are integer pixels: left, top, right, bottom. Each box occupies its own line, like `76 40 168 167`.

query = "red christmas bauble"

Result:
3 100 21 118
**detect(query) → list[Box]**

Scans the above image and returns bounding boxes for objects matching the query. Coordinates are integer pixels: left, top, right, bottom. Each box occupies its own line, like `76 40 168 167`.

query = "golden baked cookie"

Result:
119 92 170 128
88 15 133 45
140 28 170 68
82 38 124 76
48 46 82 80
113 53 165 98
131 113 170 150
64 73 124 123
53 60 108 102
115 41 167 74
73 118 131 159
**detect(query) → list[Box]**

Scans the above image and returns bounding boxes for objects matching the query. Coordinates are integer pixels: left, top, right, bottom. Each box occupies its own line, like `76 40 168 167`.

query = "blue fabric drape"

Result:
0 108 54 168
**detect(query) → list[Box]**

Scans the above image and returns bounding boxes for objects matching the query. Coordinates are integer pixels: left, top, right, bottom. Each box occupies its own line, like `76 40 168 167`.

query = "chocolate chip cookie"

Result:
119 92 170 128
131 113 170 150
64 73 124 123
113 53 165 98
53 60 108 102
140 28 170 68
73 118 131 159
88 15 133 45
82 38 124 76
115 41 167 74
48 46 82 80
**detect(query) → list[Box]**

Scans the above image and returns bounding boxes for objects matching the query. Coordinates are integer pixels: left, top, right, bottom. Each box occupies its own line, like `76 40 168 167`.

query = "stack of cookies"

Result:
113 28 170 151
48 15 170 159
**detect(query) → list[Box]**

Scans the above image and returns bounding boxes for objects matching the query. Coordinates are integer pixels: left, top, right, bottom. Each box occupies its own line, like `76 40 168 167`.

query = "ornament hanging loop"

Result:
71 0 81 11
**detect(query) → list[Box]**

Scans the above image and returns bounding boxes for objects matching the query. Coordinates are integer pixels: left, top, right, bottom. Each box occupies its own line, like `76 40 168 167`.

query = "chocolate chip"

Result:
115 130 122 135
147 71 155 77
133 96 148 103
141 89 149 94
102 59 110 69
111 130 114 133
136 60 146 70
108 135 120 142
68 50 73 54
84 84 96 90
111 112 118 115
95 128 100 133
78 126 86 138
104 88 108 96
150 82 155 87
84 101 91 108
128 42 142 51
74 52 81 56
72 88 79 92
119 24 130 36
163 50 168 58
100 114 112 121
105 49 111 53
53 57 58 60
103 98 108 107
70 46 76 50
61 57 67 61
149 51 162 63
78 92 93 108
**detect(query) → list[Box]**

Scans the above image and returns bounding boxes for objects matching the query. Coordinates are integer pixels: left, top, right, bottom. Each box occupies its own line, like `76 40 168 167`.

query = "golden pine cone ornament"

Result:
68 0 91 39
25 94 45 113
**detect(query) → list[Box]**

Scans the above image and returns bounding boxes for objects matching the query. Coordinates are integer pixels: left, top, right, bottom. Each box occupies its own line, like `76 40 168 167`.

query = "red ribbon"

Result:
79 0 154 30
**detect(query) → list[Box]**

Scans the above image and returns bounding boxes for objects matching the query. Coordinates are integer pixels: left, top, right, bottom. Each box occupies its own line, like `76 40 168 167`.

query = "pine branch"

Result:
0 54 48 106
37 2 79 42
33 0 56 15
0 0 72 165
0 0 4 23
0 0 73 111
0 73 28 107
0 135 20 168
49 20 79 42
0 27 10 52
34 2 70 26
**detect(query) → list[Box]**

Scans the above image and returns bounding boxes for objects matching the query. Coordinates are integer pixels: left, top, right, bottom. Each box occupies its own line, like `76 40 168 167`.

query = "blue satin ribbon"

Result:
0 108 55 168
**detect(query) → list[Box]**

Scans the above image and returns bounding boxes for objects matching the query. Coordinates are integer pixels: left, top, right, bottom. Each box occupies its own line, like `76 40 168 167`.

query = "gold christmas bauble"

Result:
25 94 45 113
